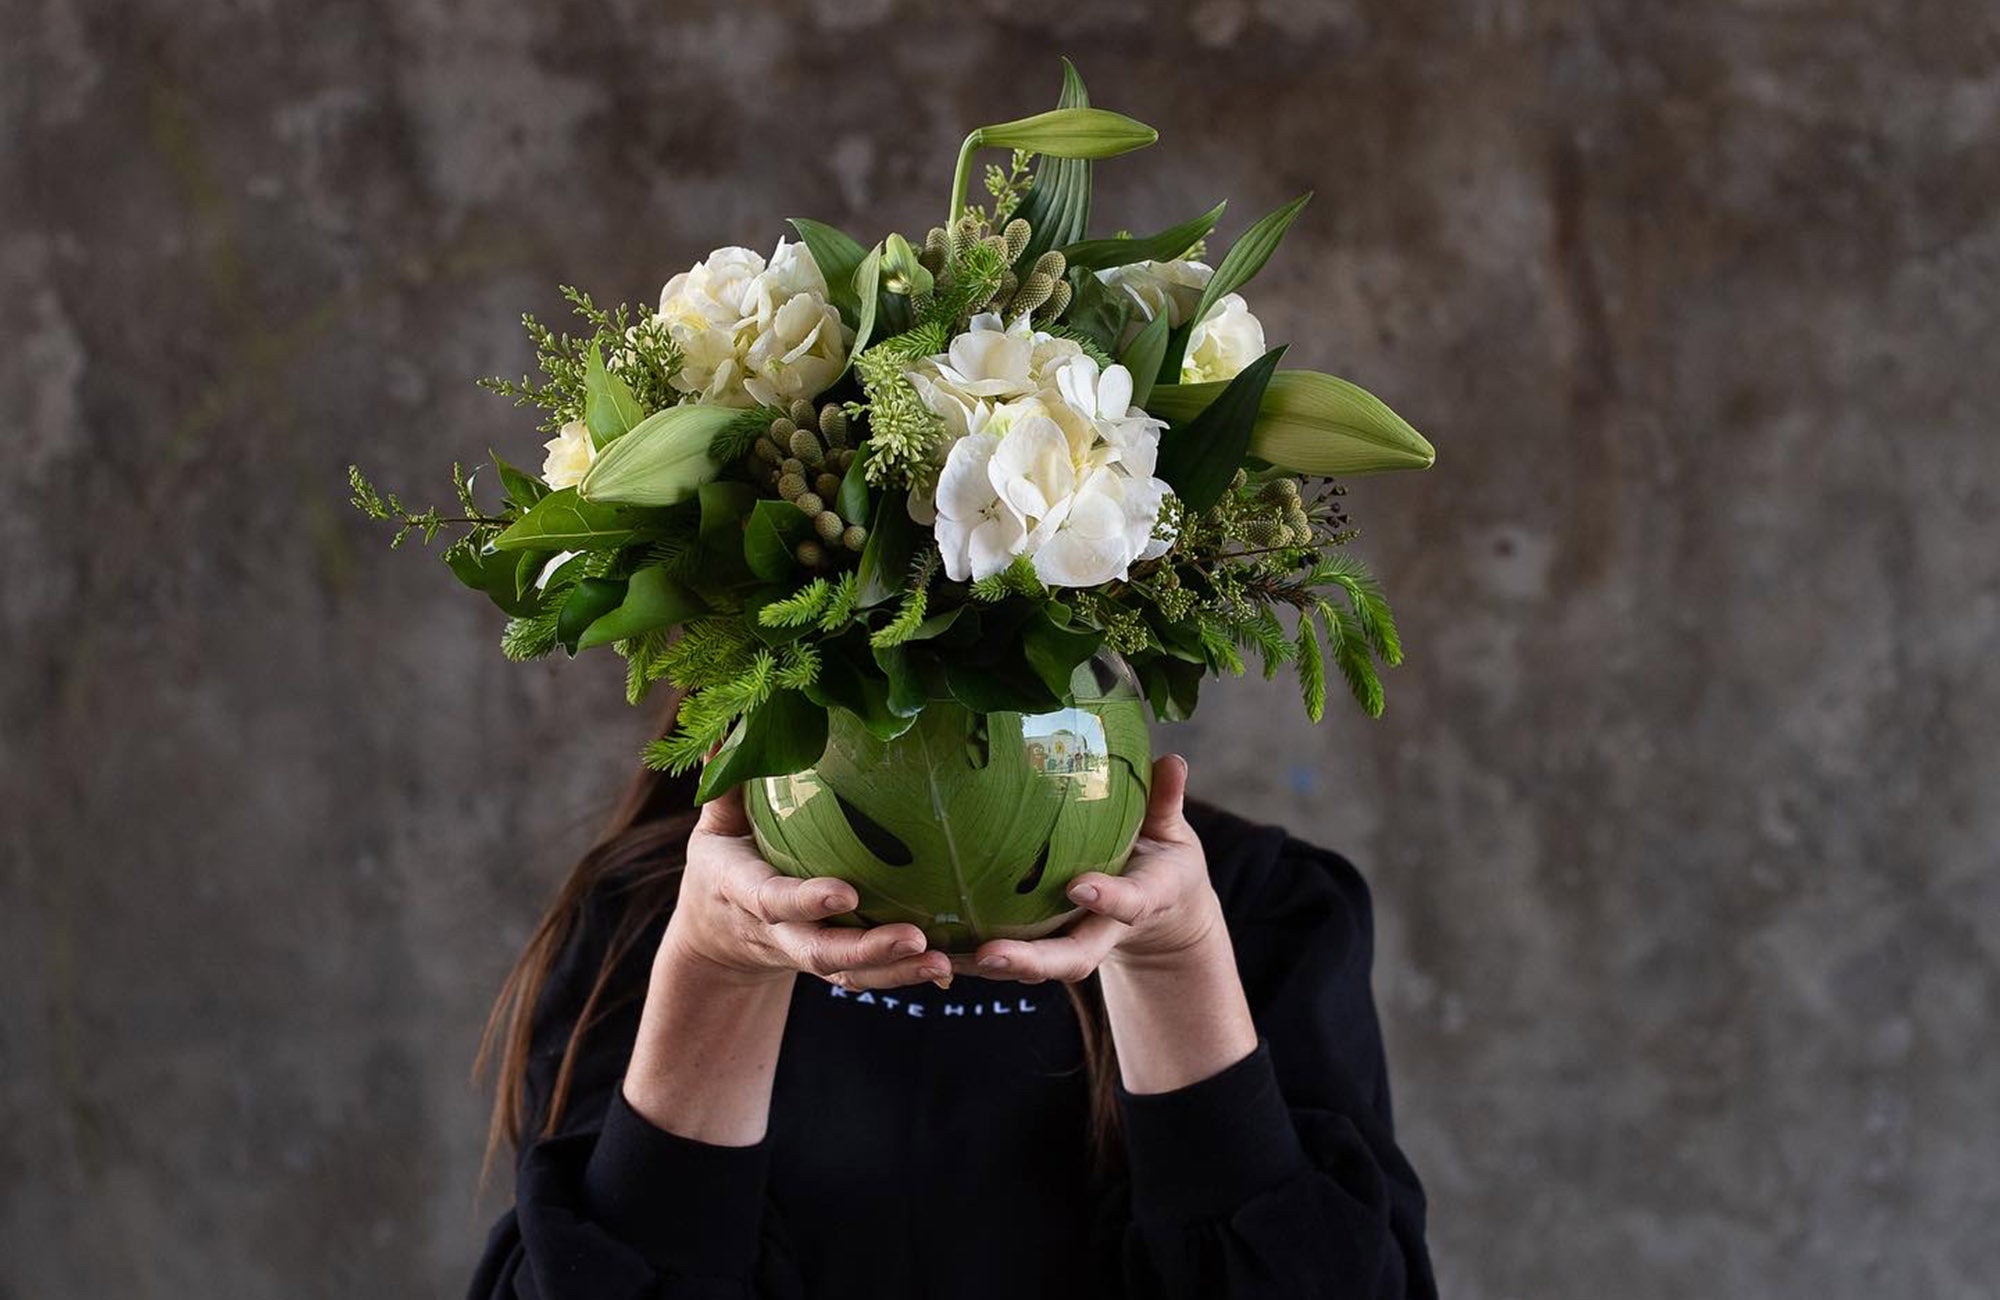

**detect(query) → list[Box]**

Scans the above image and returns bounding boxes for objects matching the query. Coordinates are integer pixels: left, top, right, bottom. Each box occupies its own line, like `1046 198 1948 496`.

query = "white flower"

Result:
541 419 596 490
1095 259 1211 329
932 432 1028 582
1182 292 1266 384
1051 355 1166 479
1030 466 1162 588
656 239 851 408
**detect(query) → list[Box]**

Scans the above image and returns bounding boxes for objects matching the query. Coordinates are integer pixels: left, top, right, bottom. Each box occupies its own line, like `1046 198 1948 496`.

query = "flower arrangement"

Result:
351 63 1433 812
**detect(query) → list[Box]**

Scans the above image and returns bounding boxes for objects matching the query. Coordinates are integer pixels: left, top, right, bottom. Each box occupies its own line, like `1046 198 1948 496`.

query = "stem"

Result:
947 129 985 229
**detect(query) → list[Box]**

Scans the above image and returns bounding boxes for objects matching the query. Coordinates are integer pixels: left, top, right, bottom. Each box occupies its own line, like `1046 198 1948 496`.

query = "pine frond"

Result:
869 549 939 648
711 405 784 466
1295 609 1327 723
774 643 821 691
820 571 861 632
1312 552 1403 665
501 609 562 661
969 555 1044 603
1321 600 1385 718
759 577 833 628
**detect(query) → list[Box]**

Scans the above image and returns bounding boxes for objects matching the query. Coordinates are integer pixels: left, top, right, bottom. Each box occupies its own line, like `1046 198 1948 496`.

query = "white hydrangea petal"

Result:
1097 364 1133 421
988 415 1074 521
967 512 1027 580
934 514 977 582
936 434 1003 519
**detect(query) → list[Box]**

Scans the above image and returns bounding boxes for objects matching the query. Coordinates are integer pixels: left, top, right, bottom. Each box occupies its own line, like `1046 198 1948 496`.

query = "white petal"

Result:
1097 364 1133 421
934 514 976 582
1032 528 1128 588
967 512 1027 580
936 434 1003 519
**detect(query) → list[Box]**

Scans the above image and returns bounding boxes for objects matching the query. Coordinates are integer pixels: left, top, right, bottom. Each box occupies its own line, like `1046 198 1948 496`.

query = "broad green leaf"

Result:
973 107 1156 159
1021 611 1104 701
584 343 645 448
447 544 543 616
556 577 627 654
695 689 830 804
744 499 810 582
1118 310 1171 409
1147 370 1435 474
787 218 869 325
842 243 882 379
836 446 870 525
1011 60 1093 271
489 450 548 510
1155 345 1286 513
1059 201 1226 272
1056 271 1130 355
1137 655 1204 721
577 405 733 506
854 490 914 608
807 641 915 741
576 565 708 650
871 643 932 719
943 654 1063 715
1162 193 1311 379
492 487 673 552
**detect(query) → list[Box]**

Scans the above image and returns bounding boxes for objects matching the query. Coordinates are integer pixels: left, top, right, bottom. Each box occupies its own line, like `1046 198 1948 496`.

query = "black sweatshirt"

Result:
468 802 1435 1299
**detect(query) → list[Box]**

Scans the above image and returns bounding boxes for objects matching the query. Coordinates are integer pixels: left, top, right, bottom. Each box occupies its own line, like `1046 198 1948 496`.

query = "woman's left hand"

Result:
952 754 1222 983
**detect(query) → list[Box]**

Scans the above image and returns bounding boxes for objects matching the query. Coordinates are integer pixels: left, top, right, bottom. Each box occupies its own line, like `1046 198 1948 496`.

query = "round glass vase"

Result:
745 653 1152 953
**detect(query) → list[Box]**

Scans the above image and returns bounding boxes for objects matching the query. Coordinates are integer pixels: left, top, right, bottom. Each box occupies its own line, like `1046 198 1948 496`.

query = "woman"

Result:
469 694 1435 1298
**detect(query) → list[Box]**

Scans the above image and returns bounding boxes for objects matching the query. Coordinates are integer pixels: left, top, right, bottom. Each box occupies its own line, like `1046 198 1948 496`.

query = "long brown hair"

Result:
473 689 1123 1196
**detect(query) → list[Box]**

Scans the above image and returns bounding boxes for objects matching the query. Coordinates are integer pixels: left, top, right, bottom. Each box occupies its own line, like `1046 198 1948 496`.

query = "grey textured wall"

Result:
5 1 1996 1296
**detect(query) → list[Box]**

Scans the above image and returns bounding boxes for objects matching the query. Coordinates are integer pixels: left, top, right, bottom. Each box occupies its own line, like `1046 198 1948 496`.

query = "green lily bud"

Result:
576 404 738 506
1147 371 1436 476
882 232 934 299
973 107 1157 159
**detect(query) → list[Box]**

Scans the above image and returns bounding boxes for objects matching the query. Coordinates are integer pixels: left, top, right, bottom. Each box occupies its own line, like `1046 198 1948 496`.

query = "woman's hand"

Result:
659 786 951 991
952 754 1223 984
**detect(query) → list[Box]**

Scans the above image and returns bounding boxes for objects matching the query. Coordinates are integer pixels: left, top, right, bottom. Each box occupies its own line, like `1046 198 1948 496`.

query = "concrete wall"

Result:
5 1 1995 1295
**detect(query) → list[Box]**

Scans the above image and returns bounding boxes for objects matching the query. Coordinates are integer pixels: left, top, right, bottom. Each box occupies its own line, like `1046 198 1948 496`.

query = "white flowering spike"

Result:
540 419 596 490
1182 292 1267 384
655 239 852 408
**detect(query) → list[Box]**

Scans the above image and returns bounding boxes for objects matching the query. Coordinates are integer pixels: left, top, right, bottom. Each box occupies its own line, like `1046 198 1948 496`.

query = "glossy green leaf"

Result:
943 655 1063 715
871 644 932 719
577 405 733 506
1137 655 1204 722
492 488 672 552
843 243 882 379
576 565 708 650
807 642 915 741
1162 193 1311 379
1021 612 1104 701
1155 345 1286 513
1059 202 1226 272
488 450 547 510
1146 370 1435 475
446 544 544 617
787 218 869 325
1118 310 1171 409
854 490 914 608
745 499 810 582
695 690 830 804
836 447 871 525
556 577 627 654
584 343 645 448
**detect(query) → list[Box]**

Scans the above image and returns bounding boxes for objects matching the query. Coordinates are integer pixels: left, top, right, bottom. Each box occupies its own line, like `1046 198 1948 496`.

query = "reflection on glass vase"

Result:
746 653 1152 953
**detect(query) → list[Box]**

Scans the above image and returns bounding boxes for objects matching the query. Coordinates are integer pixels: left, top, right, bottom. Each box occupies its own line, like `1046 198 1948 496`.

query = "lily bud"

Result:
577 405 737 506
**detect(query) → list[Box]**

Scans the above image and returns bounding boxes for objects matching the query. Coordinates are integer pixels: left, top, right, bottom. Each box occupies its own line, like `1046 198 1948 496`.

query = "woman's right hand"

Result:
659 786 951 991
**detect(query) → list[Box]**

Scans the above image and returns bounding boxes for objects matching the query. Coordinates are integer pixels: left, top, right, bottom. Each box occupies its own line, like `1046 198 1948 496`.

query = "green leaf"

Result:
744 499 810 582
836 447 871 525
843 243 882 379
855 490 914 608
1155 345 1286 513
492 487 673 552
1146 370 1435 474
871 644 933 719
1011 60 1093 271
1056 271 1130 354
1059 201 1227 271
447 544 544 616
576 565 708 650
788 218 869 325
807 644 915 741
1162 193 1311 379
1021 612 1104 701
556 577 627 654
1137 655 1204 722
577 405 733 506
1118 310 1171 408
942 655 1063 715
973 106 1157 159
488 450 548 510
694 690 830 804
583 343 645 448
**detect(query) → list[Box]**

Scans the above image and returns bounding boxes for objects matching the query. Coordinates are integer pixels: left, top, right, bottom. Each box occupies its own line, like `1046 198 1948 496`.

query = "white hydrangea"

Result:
907 314 1175 588
656 239 851 408
1094 258 1267 384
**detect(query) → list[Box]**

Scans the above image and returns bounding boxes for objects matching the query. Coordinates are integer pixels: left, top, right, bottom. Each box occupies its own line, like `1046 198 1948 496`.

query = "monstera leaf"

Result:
745 681 1150 951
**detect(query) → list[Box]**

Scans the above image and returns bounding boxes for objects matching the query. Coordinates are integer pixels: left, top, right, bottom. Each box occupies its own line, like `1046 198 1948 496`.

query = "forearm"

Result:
1098 908 1259 1094
622 938 794 1146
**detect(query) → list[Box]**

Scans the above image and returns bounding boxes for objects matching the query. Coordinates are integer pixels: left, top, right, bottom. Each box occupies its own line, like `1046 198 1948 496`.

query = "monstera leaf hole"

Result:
745 652 1152 951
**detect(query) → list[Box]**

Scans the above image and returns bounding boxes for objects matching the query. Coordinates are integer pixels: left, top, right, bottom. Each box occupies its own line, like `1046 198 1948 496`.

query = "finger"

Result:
1063 870 1154 926
694 783 752 838
748 874 859 925
827 952 954 991
1139 753 1194 842
775 920 930 976
969 914 1124 984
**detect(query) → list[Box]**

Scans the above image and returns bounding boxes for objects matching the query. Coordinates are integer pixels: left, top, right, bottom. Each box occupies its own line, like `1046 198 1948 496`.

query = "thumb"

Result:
694 782 753 838
1140 754 1192 840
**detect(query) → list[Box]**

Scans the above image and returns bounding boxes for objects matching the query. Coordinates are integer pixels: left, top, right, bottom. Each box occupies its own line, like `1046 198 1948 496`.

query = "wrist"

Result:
657 913 790 994
1102 887 1231 979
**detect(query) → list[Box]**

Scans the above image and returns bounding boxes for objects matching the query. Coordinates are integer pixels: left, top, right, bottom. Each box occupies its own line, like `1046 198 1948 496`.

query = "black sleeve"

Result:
466 872 803 1300
1108 811 1436 1299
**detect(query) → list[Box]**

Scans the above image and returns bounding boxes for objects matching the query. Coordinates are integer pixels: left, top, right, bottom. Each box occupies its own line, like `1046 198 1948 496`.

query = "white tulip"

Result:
540 419 596 490
1183 292 1267 384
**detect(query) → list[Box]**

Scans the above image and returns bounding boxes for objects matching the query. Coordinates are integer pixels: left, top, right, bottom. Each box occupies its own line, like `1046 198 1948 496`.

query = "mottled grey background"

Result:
4 0 1996 1296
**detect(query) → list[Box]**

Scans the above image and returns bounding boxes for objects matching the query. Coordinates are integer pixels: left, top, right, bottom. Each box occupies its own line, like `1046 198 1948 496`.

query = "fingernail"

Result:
931 973 953 990
893 937 924 956
823 893 847 912
1069 883 1099 903
978 955 1009 971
